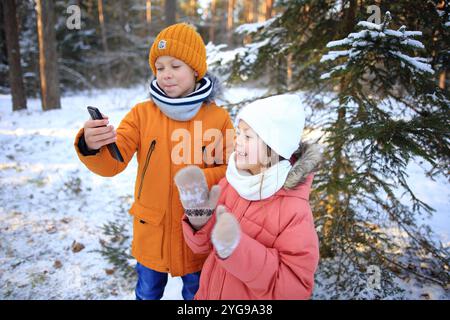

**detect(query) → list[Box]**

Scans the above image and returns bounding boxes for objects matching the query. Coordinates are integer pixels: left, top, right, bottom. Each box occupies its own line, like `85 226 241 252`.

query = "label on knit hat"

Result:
158 40 167 49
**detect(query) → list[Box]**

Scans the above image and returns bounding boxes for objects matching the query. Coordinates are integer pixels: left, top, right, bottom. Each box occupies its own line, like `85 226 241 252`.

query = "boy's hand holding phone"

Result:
84 106 124 162
174 165 221 230
83 115 116 151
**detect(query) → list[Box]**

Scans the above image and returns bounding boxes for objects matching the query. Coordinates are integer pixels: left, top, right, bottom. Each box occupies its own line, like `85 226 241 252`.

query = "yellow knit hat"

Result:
149 23 207 81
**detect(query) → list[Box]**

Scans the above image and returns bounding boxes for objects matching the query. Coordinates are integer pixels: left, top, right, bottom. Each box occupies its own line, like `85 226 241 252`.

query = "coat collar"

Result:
284 142 322 189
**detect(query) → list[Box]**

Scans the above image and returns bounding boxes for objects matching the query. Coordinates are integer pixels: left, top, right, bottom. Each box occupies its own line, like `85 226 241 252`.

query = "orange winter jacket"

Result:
74 99 234 276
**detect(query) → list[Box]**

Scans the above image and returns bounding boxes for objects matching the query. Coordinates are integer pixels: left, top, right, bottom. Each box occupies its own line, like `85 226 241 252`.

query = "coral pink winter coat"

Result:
182 143 321 299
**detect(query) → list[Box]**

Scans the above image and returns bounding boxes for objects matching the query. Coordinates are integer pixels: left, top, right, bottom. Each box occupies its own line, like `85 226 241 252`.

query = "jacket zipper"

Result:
137 139 156 200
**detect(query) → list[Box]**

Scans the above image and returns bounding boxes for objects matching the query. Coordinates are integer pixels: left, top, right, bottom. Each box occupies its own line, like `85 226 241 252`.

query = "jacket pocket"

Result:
137 139 157 200
129 203 166 260
129 202 165 226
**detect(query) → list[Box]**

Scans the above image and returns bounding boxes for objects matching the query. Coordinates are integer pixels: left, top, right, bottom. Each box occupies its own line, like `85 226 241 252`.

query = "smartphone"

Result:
87 106 124 162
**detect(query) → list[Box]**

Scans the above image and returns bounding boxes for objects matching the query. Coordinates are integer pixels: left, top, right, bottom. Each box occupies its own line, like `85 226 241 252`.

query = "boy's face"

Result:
155 56 198 98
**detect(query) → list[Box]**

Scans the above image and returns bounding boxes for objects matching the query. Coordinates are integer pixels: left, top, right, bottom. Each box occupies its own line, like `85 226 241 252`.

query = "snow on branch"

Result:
235 15 278 35
320 11 434 79
320 50 350 62
390 51 435 74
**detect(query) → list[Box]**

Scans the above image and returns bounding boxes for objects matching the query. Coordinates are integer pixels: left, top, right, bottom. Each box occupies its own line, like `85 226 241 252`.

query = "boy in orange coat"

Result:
74 23 234 299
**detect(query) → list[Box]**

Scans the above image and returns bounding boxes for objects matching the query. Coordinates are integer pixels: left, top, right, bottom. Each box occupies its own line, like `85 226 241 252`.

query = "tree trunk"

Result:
209 0 216 43
190 0 196 17
333 0 357 173
165 0 176 26
436 1 447 90
98 0 108 52
286 52 293 90
258 1 265 22
322 0 358 253
265 0 273 20
244 0 254 23
253 0 259 22
36 0 61 110
3 0 27 111
242 0 254 45
227 0 235 46
344 0 357 34
146 0 152 24
439 70 447 90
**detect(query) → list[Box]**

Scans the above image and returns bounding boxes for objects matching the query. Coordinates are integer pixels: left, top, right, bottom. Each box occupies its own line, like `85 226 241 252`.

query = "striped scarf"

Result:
149 77 213 121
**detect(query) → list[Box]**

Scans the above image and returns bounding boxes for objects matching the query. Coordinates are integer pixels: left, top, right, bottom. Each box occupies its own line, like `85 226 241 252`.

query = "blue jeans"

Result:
135 262 200 300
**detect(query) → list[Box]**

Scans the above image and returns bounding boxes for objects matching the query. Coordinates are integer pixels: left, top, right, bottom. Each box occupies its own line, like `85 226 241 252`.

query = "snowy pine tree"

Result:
206 2 449 298
207 2 450 298
314 11 450 298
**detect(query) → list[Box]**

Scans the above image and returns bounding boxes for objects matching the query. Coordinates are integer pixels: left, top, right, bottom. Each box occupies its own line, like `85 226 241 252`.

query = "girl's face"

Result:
235 120 272 175
155 56 198 98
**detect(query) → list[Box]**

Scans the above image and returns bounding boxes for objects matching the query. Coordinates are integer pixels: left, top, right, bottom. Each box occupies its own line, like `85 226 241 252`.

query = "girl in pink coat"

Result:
174 94 321 300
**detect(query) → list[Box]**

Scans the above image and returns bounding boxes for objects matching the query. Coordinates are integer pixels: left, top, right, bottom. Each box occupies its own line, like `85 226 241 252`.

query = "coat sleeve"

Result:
181 214 217 255
74 105 141 177
217 204 320 300
202 111 234 189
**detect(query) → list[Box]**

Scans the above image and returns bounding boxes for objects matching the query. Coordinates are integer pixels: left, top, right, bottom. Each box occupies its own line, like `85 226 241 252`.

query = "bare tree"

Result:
253 0 259 22
244 0 255 23
3 0 27 111
209 0 216 43
265 0 273 20
436 0 447 90
146 0 152 24
165 0 176 26
258 0 265 22
190 0 196 17
98 0 108 52
227 0 235 45
439 69 447 90
36 0 61 110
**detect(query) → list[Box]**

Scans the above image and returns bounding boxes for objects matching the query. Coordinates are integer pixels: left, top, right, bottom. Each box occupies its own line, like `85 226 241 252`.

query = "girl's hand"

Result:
174 165 221 230
83 114 117 151
211 205 241 259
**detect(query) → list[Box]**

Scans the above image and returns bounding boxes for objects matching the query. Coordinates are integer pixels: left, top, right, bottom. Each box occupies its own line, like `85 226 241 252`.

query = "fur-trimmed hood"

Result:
283 142 322 190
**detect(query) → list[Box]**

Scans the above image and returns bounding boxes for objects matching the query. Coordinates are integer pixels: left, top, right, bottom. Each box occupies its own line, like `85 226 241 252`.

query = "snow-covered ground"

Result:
0 86 448 299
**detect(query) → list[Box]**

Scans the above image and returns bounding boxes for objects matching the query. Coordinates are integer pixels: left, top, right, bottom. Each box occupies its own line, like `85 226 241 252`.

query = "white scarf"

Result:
226 152 292 201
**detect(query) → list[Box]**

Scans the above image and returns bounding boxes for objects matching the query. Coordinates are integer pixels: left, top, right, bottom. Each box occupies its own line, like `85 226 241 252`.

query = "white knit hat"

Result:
235 94 305 159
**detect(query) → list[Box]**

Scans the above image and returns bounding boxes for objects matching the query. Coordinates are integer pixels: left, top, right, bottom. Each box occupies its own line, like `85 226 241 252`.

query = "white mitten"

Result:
174 165 221 230
211 205 241 259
